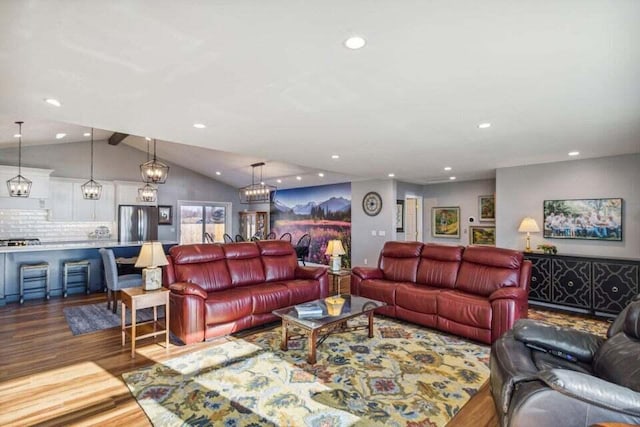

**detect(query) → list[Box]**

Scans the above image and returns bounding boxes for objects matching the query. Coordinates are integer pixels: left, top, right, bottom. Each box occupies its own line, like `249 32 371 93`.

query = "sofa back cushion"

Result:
169 244 232 292
455 246 523 296
416 244 463 288
257 240 297 282
379 241 423 283
222 242 266 286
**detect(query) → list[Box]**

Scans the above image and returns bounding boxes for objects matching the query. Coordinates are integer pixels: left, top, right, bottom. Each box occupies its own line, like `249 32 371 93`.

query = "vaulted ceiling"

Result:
1 1 638 188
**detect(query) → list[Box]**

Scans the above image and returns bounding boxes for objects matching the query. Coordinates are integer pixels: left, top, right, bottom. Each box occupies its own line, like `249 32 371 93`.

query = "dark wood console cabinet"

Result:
524 253 639 317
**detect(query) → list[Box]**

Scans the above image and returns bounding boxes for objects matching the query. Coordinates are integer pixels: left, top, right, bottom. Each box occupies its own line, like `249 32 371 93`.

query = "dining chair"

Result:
266 231 276 240
204 232 214 243
223 233 234 243
279 232 292 242
235 234 245 242
99 248 143 313
295 233 311 265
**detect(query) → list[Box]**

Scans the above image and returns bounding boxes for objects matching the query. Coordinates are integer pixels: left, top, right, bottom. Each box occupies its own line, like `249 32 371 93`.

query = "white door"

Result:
405 198 422 241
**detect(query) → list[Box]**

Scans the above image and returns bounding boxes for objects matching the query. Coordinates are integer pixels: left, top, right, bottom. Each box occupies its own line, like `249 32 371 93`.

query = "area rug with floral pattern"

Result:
122 310 609 427
123 316 491 426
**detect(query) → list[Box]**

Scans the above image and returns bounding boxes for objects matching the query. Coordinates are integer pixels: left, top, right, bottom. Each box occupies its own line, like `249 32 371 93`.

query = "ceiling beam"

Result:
108 132 129 145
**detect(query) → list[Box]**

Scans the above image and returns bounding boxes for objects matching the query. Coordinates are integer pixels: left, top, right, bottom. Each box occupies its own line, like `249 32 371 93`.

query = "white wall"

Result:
422 179 496 246
396 181 424 241
0 140 241 240
496 154 640 258
351 180 395 267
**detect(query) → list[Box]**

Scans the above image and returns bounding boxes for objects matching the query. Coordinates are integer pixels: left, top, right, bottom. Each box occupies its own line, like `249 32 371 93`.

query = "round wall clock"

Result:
362 191 383 216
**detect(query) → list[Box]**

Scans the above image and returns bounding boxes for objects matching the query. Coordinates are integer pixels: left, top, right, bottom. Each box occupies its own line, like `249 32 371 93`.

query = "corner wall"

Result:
496 153 640 258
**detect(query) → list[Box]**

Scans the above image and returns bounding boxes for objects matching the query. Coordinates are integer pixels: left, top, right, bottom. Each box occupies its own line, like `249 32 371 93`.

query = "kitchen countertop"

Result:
0 240 177 253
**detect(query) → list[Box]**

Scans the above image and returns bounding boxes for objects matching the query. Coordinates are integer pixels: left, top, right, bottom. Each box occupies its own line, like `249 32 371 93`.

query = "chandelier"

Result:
138 140 157 202
140 139 169 184
239 162 276 204
6 121 32 197
81 128 103 200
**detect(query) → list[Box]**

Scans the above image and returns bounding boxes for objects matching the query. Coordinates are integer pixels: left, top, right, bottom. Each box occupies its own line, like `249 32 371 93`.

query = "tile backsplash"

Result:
0 209 114 242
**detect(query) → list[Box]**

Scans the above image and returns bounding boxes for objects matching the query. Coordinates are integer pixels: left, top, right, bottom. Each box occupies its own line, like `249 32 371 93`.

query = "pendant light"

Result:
138 140 157 202
140 139 169 184
239 162 276 204
81 128 103 200
6 121 32 197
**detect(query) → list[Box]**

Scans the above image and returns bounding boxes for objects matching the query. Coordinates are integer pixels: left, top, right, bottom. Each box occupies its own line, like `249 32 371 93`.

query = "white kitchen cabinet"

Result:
94 183 115 222
0 166 53 209
49 178 74 221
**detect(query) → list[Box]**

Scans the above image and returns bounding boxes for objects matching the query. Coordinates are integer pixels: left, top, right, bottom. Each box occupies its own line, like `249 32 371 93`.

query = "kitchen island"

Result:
0 241 176 305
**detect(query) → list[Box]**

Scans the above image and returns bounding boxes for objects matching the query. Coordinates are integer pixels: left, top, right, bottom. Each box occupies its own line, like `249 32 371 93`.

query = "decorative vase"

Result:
325 295 345 316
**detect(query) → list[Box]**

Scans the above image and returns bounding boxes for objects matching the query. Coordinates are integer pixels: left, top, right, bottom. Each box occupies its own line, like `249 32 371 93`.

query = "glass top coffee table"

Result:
273 294 386 364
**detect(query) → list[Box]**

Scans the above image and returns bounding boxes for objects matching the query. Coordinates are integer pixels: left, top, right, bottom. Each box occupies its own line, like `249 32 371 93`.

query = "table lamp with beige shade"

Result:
325 239 346 272
135 242 169 290
518 217 540 252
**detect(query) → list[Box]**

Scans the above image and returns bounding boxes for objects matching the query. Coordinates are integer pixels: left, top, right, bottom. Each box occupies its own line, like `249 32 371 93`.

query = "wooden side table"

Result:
121 287 170 358
327 269 351 295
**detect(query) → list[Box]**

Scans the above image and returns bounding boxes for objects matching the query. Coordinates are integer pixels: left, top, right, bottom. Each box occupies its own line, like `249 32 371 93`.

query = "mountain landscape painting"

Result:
271 182 351 268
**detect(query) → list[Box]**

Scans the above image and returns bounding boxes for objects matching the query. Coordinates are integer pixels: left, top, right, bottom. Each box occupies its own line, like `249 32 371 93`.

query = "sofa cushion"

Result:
169 244 226 264
246 283 291 314
437 290 492 329
396 283 440 314
173 261 232 293
416 244 463 289
257 240 297 282
279 280 321 305
359 279 402 306
455 246 523 297
223 242 266 286
205 287 253 325
379 241 423 282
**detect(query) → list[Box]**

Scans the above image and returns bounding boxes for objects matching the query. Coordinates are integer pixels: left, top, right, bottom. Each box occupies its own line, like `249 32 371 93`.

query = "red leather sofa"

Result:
163 240 329 344
351 242 531 344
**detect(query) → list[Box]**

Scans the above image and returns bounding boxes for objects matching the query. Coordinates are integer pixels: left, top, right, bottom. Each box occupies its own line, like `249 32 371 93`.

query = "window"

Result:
178 201 231 244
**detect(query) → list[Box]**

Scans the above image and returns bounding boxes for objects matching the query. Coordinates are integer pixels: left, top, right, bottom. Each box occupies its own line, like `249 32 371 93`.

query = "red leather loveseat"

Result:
351 242 531 344
163 240 329 344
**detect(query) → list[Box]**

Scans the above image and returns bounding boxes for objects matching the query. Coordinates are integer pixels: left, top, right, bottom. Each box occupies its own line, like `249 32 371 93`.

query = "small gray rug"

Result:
63 302 165 336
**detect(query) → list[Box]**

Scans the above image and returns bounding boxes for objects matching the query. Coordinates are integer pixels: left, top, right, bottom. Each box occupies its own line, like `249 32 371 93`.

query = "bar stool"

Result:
19 262 50 304
63 260 91 297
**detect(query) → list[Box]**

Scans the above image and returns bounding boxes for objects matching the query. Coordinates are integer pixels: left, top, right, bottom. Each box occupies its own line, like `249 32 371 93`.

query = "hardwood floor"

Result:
0 294 498 426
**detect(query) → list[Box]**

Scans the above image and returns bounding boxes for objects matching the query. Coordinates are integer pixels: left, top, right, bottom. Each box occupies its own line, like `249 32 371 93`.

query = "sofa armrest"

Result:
169 282 207 299
538 369 640 417
513 319 604 363
352 266 383 280
295 266 327 280
489 286 528 302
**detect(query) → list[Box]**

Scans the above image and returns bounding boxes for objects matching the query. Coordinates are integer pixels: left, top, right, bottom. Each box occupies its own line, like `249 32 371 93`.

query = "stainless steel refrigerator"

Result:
118 205 159 242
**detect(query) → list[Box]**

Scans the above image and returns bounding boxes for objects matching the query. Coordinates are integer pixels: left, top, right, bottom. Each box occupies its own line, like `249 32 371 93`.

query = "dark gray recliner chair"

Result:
490 298 640 427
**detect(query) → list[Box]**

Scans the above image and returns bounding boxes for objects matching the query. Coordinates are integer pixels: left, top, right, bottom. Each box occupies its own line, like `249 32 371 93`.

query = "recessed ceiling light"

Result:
344 36 366 50
318 172 325 177
276 179 282 183
215 171 221 176
331 154 340 159
449 176 457 180
478 122 491 129
55 133 66 139
193 123 206 129
44 98 61 107
145 137 151 141
388 173 395 178
83 132 91 137
296 176 302 181
444 166 452 171
13 133 21 138
568 151 580 156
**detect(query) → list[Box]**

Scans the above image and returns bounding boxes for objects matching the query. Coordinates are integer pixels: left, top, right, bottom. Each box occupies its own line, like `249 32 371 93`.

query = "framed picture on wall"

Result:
470 225 496 246
543 198 623 241
396 200 404 232
479 195 495 221
158 205 173 225
431 207 460 238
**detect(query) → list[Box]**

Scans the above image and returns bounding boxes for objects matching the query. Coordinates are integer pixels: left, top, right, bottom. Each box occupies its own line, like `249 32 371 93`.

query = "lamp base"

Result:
524 234 532 253
142 267 162 291
329 255 342 272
